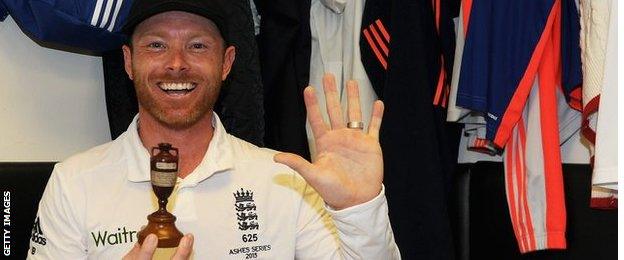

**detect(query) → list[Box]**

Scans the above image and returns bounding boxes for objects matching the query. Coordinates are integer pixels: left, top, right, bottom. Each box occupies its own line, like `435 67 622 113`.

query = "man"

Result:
27 0 400 259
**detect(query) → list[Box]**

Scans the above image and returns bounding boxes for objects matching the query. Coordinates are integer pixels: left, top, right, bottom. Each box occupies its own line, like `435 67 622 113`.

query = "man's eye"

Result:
191 43 207 49
148 42 165 49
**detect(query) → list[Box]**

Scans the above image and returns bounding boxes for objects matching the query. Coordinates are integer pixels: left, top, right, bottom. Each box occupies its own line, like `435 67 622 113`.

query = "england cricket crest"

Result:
228 188 273 258
234 188 259 231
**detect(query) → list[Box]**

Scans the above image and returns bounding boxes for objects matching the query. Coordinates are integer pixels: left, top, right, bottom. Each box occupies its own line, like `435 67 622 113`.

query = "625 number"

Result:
242 234 258 243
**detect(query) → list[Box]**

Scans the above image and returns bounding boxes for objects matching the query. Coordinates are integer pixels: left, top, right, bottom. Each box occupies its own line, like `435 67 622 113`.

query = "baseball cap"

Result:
121 0 230 43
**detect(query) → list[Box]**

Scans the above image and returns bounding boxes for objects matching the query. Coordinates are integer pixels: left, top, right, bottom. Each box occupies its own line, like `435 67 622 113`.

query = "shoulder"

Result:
225 134 303 179
225 134 316 205
227 134 286 166
53 133 126 182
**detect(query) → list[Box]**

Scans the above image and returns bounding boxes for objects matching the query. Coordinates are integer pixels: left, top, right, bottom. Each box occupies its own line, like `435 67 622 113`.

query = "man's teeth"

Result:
159 83 196 91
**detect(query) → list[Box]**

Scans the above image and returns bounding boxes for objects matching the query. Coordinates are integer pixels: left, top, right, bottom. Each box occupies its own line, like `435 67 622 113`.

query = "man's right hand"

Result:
123 234 194 260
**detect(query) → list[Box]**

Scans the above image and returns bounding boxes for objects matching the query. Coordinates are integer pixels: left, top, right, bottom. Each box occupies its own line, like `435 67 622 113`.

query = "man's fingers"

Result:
367 100 384 140
127 234 157 260
322 74 345 129
122 242 141 260
172 234 194 260
274 153 318 184
304 86 329 138
139 234 158 259
346 80 363 124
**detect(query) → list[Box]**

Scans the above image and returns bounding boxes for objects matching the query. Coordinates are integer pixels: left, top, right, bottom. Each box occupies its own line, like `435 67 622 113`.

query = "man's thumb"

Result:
274 153 317 183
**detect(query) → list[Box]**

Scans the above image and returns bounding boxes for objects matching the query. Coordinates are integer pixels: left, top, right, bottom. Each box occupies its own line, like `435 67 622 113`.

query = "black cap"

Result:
122 0 229 43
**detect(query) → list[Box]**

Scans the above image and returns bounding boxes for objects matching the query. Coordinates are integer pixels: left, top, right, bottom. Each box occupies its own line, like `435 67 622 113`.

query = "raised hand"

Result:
274 73 385 210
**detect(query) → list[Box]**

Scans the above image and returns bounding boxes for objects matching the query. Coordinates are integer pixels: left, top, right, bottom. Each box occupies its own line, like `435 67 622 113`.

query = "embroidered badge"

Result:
234 188 259 231
229 188 272 258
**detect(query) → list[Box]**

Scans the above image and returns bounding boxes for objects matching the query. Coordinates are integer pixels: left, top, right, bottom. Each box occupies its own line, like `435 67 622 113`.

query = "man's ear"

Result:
221 45 236 81
122 44 134 80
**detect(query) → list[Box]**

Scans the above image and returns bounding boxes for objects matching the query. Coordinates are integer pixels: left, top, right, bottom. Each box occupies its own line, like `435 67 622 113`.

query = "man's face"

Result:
122 11 235 129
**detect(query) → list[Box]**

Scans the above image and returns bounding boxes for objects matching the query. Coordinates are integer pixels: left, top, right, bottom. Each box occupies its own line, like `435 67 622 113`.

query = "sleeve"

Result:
295 184 401 259
27 164 87 259
0 0 129 52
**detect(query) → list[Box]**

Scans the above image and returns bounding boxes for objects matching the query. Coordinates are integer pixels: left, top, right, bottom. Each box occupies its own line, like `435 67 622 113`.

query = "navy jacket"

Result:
1 0 130 52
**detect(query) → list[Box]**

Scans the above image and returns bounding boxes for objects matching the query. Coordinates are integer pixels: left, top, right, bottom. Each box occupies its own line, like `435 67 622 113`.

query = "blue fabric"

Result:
561 0 582 103
0 1 8 21
0 0 133 52
456 0 555 141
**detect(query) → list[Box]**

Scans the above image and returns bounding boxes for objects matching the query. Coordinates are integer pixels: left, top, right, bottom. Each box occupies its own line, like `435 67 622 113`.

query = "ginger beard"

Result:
132 67 223 130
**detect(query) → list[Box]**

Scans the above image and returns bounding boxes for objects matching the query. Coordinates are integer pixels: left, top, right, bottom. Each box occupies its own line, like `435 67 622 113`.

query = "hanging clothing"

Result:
430 0 457 108
256 0 312 159
0 1 7 21
307 0 377 158
456 0 581 148
454 0 583 253
446 0 469 123
102 49 139 140
578 0 618 209
360 0 457 258
451 0 587 165
214 0 265 147
0 0 130 52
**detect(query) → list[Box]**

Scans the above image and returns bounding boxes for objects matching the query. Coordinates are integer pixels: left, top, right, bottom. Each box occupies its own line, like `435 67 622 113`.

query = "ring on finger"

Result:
347 121 364 130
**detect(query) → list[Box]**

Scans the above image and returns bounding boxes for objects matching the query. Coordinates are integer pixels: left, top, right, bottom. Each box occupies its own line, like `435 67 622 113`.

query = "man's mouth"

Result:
157 82 197 96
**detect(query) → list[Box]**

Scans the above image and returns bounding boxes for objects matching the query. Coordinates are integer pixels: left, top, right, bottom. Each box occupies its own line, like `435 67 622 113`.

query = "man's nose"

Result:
165 49 190 74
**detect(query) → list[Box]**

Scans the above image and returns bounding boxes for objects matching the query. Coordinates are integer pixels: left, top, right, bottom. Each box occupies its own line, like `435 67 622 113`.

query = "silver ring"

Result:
347 121 364 130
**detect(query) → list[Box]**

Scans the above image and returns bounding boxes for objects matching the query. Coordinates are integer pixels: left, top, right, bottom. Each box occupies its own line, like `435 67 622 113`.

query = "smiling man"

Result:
27 0 400 259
